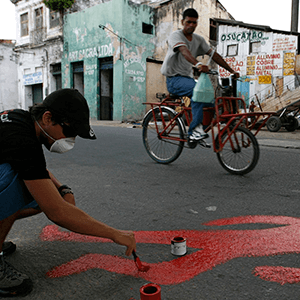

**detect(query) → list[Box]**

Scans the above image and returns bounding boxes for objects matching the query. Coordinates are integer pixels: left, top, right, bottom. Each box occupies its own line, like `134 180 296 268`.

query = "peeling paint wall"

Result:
62 0 155 121
14 0 62 47
146 60 167 104
0 41 18 110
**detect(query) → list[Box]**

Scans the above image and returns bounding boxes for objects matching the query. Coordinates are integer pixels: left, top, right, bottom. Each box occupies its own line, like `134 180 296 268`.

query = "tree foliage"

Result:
43 0 75 11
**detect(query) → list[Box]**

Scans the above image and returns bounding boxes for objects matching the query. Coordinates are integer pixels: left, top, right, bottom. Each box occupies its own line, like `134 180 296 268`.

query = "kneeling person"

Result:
0 89 136 297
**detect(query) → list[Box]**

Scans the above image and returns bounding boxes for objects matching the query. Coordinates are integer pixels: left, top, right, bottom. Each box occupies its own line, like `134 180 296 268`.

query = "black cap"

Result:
43 89 96 139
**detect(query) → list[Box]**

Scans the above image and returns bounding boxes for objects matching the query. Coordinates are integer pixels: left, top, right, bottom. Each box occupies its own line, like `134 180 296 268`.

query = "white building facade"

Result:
0 40 18 110
10 0 124 110
11 0 63 109
213 19 300 107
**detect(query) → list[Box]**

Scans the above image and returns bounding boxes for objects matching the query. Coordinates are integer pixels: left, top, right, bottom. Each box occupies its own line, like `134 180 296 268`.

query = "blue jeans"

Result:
166 76 214 136
0 163 38 221
166 75 195 98
188 101 215 135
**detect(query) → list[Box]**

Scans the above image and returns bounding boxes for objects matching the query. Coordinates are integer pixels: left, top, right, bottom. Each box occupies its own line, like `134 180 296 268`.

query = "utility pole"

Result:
291 0 299 32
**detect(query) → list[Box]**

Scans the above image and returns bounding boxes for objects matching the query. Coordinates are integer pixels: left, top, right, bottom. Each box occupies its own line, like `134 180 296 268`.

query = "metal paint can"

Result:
140 283 161 300
171 236 187 256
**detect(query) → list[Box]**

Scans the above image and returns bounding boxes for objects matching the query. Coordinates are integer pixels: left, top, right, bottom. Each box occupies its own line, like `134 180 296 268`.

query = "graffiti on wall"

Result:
68 44 113 61
123 45 146 83
220 52 293 79
125 69 145 82
84 64 97 76
273 37 297 52
219 57 244 77
254 53 282 76
221 30 269 43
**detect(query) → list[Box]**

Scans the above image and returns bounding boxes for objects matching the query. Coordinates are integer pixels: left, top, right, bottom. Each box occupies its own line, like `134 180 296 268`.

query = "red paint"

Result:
253 266 300 285
40 215 300 285
133 252 150 272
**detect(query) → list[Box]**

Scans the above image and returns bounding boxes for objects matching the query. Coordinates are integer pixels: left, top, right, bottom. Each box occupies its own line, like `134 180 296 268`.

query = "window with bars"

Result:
20 13 29 37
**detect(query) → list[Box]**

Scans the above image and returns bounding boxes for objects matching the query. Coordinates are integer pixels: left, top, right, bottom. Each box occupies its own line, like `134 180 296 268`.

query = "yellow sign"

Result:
258 76 272 84
283 52 295 76
246 56 256 76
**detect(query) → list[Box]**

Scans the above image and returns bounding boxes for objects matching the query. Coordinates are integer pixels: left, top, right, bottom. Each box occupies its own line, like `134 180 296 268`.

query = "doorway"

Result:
72 61 84 96
32 84 43 104
98 57 113 120
237 77 250 106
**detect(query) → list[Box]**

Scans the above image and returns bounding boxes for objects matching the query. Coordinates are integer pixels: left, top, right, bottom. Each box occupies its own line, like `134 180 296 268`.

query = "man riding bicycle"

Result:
161 8 239 141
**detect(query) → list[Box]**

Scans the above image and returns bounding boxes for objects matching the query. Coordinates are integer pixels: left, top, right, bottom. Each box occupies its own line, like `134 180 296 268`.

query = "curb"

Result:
90 120 142 128
257 139 300 149
90 120 300 149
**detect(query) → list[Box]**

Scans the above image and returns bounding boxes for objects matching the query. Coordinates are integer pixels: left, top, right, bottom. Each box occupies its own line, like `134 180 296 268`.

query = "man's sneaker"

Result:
0 254 33 297
188 131 202 141
194 124 209 139
2 242 16 256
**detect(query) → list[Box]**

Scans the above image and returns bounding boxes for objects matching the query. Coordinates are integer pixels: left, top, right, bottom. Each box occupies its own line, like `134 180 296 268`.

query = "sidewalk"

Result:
90 120 300 149
255 128 300 149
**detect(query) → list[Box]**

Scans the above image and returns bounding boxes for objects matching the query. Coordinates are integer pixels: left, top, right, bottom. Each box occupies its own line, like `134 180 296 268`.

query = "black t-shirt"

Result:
0 109 50 180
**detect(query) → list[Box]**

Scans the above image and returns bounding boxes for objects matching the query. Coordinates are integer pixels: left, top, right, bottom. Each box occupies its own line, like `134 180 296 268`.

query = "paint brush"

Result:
132 250 150 272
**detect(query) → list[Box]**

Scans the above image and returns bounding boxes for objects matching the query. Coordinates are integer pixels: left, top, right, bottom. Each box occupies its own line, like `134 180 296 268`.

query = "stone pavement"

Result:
90 120 300 149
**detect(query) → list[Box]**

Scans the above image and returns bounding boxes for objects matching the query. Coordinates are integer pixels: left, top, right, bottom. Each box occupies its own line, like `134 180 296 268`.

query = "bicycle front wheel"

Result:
142 107 185 164
215 126 259 175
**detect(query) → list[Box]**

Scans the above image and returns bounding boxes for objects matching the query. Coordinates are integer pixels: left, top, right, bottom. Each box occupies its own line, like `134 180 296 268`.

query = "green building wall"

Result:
62 0 155 121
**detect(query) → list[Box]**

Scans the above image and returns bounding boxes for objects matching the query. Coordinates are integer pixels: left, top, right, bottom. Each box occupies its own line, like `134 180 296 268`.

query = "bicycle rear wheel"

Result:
142 107 185 164
215 126 259 175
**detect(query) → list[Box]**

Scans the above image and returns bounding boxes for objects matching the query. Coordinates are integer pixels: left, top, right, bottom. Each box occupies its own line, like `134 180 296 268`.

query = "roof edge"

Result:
212 18 300 36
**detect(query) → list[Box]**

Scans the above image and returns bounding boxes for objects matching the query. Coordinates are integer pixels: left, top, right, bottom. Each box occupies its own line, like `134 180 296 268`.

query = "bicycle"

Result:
142 71 274 175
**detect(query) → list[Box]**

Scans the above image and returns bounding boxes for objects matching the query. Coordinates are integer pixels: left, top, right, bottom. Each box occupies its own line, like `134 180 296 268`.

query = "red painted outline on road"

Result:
253 266 300 285
40 215 300 285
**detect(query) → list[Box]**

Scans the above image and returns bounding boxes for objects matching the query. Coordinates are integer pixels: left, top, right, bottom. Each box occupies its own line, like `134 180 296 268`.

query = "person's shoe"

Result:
188 131 202 141
194 124 209 139
0 254 33 297
2 242 16 256
198 139 211 148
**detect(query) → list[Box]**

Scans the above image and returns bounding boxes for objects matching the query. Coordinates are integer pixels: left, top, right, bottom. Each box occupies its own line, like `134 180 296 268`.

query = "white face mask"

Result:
50 137 75 153
36 120 75 153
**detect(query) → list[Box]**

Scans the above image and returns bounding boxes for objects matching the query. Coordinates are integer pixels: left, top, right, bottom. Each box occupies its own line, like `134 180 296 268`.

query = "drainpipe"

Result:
43 49 49 96
291 0 299 32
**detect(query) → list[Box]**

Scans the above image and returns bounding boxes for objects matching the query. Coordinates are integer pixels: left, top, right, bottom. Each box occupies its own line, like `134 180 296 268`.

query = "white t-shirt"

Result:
161 30 211 78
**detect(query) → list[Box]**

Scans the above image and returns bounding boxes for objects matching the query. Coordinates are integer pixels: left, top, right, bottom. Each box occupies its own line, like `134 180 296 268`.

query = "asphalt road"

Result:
4 124 300 300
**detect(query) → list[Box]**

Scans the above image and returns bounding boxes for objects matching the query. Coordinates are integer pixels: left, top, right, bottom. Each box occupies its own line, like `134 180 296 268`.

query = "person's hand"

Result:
113 230 136 256
198 65 209 73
